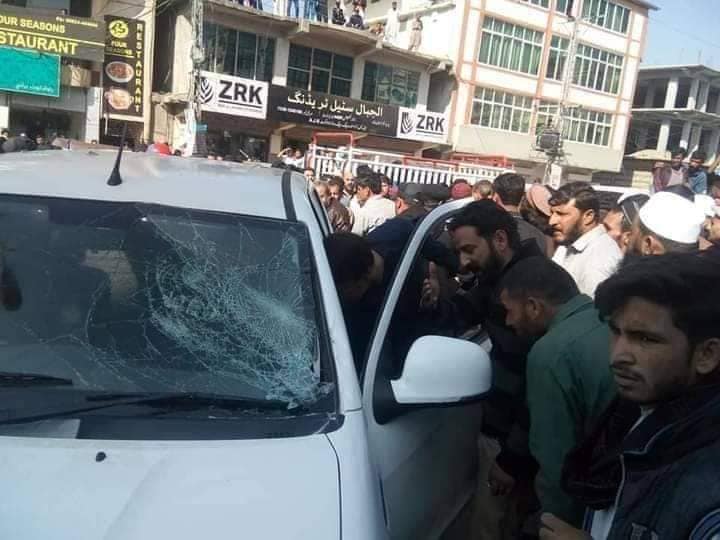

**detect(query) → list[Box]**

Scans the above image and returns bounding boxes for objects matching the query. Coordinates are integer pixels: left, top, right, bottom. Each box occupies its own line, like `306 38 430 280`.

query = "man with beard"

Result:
601 193 649 253
446 201 544 538
314 181 352 232
688 150 709 195
549 183 621 298
625 191 705 257
499 257 616 528
651 147 687 193
539 254 720 540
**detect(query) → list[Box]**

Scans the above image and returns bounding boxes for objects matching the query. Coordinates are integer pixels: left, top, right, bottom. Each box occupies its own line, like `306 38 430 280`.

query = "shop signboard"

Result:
103 16 145 117
268 86 398 137
396 107 448 144
0 5 105 62
199 71 269 120
0 46 59 97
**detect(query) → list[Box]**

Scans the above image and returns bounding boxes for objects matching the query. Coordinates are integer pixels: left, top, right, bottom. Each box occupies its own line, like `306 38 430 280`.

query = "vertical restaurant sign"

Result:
103 16 144 117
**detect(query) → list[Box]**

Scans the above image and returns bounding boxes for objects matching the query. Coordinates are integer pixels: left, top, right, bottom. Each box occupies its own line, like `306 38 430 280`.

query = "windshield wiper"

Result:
0 371 73 387
0 392 307 426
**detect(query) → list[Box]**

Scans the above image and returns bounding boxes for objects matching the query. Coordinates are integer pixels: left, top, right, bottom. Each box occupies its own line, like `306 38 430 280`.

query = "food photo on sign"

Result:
102 16 144 117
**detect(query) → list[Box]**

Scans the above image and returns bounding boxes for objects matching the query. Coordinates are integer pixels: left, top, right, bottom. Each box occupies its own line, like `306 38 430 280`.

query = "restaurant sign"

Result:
0 5 105 62
268 86 397 137
103 16 145 117
0 46 59 97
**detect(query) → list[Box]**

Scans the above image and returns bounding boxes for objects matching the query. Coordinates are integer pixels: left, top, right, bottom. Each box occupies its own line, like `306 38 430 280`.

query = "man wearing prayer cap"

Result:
626 192 705 256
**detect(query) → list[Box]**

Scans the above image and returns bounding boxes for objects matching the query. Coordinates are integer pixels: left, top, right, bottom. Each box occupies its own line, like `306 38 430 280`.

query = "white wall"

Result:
455 124 624 171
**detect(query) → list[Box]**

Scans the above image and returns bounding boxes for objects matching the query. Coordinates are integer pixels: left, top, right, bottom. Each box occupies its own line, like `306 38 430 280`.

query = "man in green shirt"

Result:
498 256 616 528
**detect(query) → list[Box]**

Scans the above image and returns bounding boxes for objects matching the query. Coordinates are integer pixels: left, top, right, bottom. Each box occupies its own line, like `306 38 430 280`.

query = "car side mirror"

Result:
391 335 492 405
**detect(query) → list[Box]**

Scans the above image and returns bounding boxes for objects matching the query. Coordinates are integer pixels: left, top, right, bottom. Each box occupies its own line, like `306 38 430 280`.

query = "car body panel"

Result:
0 433 339 540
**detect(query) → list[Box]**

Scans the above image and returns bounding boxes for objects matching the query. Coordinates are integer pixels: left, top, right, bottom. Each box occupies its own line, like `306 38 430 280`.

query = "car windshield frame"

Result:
0 193 337 423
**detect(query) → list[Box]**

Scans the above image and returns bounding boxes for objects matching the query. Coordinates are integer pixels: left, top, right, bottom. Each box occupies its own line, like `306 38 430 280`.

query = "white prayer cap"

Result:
695 194 719 218
639 192 706 244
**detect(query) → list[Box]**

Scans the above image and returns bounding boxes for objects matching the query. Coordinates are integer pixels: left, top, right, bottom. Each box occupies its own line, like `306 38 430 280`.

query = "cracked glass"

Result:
0 196 333 410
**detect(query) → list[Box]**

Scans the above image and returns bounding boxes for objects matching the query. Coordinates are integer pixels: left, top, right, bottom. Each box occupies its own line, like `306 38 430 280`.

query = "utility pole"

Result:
539 3 581 187
188 0 206 156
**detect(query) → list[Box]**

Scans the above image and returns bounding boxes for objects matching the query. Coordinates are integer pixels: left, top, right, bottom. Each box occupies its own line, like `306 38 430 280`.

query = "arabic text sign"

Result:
199 71 269 120
0 46 59 97
0 5 105 62
103 16 145 117
268 86 398 137
397 107 448 143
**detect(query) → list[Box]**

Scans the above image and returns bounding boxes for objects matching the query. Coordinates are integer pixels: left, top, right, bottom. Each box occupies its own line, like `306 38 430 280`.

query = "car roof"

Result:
0 150 310 221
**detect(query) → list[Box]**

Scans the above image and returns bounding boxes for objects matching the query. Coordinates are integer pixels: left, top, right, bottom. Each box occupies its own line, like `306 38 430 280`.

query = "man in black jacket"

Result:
541 253 720 540
446 200 544 537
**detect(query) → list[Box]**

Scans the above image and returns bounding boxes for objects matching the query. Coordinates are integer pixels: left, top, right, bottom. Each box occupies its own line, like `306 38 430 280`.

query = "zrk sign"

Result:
199 71 268 120
397 107 448 144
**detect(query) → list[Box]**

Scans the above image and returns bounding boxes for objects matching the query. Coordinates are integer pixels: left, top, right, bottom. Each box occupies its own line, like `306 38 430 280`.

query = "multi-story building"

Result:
629 65 720 161
0 0 156 145
367 0 656 177
152 0 453 160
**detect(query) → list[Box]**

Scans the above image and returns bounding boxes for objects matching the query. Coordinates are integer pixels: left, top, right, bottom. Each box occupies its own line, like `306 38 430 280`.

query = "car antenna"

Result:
106 122 128 187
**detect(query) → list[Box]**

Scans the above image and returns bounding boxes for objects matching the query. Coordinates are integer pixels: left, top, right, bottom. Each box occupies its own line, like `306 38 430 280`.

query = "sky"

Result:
643 0 720 69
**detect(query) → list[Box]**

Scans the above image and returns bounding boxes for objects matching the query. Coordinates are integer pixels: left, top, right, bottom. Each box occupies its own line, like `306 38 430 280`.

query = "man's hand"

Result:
487 460 515 496
419 262 440 311
539 513 592 540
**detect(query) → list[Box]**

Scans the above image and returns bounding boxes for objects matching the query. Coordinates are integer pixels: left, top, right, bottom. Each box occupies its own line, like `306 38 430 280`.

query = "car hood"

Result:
0 433 340 539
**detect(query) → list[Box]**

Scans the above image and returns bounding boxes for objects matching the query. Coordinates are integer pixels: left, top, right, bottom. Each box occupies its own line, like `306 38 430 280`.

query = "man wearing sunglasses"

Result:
602 194 649 253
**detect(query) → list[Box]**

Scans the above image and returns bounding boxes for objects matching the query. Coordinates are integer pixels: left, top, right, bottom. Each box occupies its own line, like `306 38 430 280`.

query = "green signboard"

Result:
0 46 60 97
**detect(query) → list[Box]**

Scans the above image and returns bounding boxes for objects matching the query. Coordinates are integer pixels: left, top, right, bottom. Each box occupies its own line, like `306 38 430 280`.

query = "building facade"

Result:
629 65 720 161
367 0 655 176
0 0 156 146
152 0 452 160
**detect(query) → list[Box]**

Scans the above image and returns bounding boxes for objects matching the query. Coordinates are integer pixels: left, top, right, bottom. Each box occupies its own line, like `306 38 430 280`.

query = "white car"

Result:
0 150 491 540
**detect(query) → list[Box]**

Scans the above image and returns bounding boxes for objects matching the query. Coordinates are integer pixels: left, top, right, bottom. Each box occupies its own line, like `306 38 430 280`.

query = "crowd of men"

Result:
315 160 720 540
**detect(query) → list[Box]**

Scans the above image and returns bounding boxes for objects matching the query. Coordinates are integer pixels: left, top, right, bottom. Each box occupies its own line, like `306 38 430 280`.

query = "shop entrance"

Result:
206 130 269 162
9 107 83 140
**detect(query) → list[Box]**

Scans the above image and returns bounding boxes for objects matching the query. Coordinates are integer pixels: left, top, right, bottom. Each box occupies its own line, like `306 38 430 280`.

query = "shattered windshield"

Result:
0 196 333 410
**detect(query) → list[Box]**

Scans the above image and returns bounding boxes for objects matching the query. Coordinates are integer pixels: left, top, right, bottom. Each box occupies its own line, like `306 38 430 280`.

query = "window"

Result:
0 196 335 414
362 63 420 107
582 0 631 34
574 43 623 94
519 0 549 7
536 102 612 146
546 35 569 80
478 17 543 76
202 23 274 82
287 45 353 97
471 87 533 133
555 0 570 14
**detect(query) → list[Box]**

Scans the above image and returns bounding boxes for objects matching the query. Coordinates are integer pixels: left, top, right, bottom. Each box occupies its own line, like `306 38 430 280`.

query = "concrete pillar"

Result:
689 125 702 154
416 70 430 112
272 39 290 86
687 78 701 110
351 57 365 100
698 81 710 112
680 121 693 149
657 119 672 153
664 77 679 109
715 90 720 115
0 103 8 131
269 132 284 158
708 129 720 162
643 84 656 108
84 87 102 143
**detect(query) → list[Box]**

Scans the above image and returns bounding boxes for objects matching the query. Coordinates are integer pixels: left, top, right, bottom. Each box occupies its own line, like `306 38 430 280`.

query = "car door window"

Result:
360 199 485 540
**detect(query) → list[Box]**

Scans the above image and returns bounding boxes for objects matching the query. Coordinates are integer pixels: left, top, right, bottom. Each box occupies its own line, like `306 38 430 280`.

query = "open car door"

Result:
361 199 493 539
